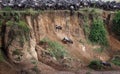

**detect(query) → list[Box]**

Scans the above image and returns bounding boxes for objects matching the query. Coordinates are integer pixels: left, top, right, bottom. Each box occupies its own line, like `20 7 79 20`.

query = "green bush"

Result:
0 49 5 62
6 20 29 37
94 47 104 53
112 56 120 66
2 7 12 11
6 21 14 26
83 16 90 38
6 20 30 46
17 21 30 46
18 21 29 32
89 19 108 46
31 65 40 74
40 37 49 43
88 60 103 70
25 8 36 15
112 11 120 37
0 21 2 27
12 49 21 56
13 12 21 21
1 12 11 19
40 38 68 60
86 71 91 74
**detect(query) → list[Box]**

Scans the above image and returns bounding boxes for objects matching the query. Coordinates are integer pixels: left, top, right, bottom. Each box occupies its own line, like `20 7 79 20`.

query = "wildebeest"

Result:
13 0 27 9
69 5 74 15
0 0 120 10
101 61 111 67
113 2 120 10
83 0 89 7
89 0 96 7
55 25 62 30
109 1 116 10
56 0 68 10
62 37 73 44
67 0 80 10
95 0 104 9
45 0 57 10
1 0 8 7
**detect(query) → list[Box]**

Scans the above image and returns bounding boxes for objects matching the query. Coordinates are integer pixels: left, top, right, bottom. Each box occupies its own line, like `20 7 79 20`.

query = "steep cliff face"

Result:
25 11 111 62
0 10 120 74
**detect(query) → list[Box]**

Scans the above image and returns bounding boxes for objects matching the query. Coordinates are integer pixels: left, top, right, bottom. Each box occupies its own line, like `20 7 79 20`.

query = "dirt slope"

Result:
0 10 120 74
109 36 120 51
26 11 110 62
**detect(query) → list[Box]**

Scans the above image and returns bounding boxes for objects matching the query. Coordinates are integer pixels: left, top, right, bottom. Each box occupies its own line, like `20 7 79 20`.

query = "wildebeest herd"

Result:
0 0 120 11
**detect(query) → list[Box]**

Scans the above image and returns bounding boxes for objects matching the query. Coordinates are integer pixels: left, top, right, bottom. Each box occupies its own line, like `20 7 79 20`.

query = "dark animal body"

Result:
62 37 73 44
101 62 111 67
55 25 62 30
0 0 120 11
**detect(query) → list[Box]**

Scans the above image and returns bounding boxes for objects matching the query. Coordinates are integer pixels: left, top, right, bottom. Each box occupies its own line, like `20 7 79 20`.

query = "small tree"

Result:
89 19 108 46
112 11 120 38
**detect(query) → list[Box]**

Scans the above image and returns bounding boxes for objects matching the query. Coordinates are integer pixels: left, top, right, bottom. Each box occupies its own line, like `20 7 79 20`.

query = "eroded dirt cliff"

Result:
0 9 120 74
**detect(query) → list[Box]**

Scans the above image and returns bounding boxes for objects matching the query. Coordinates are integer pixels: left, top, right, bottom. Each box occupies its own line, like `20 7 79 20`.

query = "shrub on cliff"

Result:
89 19 108 46
6 20 30 46
112 56 120 66
112 11 120 38
2 6 12 11
6 21 14 26
0 21 2 27
0 49 5 62
88 60 104 70
40 38 68 60
18 21 29 32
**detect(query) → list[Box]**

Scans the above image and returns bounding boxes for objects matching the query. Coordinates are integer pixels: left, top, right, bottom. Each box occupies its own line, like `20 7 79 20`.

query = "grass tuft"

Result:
0 49 5 62
88 60 104 70
111 55 120 66
40 38 68 60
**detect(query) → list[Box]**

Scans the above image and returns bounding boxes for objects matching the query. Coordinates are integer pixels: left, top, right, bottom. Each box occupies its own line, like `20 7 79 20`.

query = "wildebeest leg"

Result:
70 10 74 16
